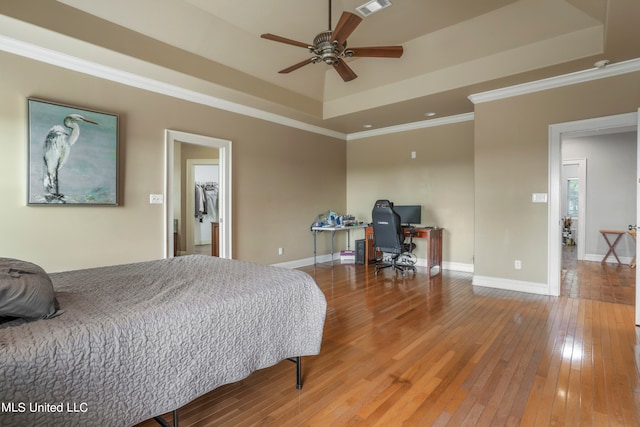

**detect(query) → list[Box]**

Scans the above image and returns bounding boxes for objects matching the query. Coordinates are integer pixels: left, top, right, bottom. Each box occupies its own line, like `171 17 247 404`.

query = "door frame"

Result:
548 112 638 298
186 159 219 253
561 158 587 260
636 107 640 326
165 130 232 259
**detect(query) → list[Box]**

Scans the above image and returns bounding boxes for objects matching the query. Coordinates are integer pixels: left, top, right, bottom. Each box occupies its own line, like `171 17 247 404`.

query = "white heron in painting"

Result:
43 114 98 201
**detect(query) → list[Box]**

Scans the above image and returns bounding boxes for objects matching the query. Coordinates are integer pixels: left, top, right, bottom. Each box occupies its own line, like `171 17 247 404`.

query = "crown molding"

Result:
347 112 475 141
468 58 640 104
0 32 474 142
14 32 635 140
0 34 347 140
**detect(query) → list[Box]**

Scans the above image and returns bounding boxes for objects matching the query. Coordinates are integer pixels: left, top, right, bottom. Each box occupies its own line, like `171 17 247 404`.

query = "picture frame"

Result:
27 98 119 205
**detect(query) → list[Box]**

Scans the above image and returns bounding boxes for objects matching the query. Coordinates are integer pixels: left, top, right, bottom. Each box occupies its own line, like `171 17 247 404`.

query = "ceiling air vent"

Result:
356 0 392 17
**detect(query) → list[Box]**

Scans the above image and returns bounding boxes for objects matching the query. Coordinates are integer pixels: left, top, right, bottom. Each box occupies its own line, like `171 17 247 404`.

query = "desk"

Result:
365 226 443 275
599 229 625 264
311 225 367 265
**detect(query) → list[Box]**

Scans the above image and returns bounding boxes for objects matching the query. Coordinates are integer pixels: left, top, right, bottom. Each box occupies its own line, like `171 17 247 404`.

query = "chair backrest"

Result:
371 200 404 253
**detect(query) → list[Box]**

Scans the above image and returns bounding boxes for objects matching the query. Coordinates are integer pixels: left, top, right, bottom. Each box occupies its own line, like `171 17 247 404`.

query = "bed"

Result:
0 255 327 427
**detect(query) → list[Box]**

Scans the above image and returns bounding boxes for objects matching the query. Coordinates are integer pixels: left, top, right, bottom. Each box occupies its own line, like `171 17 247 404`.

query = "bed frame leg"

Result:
153 409 178 427
287 356 302 389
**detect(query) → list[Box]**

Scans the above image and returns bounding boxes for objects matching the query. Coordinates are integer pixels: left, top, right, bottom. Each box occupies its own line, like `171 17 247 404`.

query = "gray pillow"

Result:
0 258 59 320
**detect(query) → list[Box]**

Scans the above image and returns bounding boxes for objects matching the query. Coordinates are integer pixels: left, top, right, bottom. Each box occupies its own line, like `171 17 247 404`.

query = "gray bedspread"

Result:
0 255 327 427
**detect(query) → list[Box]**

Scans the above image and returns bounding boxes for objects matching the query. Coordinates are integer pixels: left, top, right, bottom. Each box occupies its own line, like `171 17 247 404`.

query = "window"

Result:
567 178 579 217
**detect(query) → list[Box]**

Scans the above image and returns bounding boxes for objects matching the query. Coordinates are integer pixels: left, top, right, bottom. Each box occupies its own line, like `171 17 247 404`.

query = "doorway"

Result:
186 160 220 256
549 111 638 323
164 130 232 259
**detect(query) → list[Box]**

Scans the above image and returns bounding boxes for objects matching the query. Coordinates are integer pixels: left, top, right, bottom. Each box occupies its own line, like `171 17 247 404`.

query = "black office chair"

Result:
371 200 417 276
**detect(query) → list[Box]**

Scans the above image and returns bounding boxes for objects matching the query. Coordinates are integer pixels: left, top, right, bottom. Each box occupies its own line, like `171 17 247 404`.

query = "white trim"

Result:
2 34 640 142
584 254 633 265
636 107 640 326
442 261 474 273
412 258 473 273
0 34 345 140
0 33 472 140
562 158 586 260
468 58 640 104
165 130 233 259
548 112 638 296
271 255 337 269
271 255 473 273
472 275 549 296
347 113 475 140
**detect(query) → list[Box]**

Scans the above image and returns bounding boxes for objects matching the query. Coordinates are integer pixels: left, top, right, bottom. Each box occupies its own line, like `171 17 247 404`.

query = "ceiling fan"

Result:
260 0 403 82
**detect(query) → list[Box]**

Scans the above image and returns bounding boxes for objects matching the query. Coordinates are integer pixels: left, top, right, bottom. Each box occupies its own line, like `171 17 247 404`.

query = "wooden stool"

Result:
599 230 625 264
628 230 636 268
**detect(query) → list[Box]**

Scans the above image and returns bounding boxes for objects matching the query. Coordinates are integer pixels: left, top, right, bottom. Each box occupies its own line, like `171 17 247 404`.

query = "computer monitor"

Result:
393 205 421 226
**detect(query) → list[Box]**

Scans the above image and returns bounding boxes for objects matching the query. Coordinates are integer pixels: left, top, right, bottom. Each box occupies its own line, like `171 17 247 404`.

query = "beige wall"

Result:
346 121 475 267
474 72 640 284
3 44 638 281
0 51 345 272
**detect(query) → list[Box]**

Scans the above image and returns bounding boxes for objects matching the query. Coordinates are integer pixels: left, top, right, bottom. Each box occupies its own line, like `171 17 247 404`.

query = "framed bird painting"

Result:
27 98 119 205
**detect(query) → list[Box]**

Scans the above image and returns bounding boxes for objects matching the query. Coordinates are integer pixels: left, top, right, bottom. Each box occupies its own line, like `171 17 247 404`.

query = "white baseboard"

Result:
584 253 632 265
272 255 475 273
472 275 550 295
441 261 474 273
271 254 334 269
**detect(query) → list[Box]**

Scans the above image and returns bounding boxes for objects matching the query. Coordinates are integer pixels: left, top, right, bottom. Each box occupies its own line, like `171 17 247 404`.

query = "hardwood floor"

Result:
140 258 639 427
561 245 635 305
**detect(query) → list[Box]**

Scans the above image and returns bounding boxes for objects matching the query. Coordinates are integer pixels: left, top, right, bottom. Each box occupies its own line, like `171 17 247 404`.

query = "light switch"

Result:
532 193 548 203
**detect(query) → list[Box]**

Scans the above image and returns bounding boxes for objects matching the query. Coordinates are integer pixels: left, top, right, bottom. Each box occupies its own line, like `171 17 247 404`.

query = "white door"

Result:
636 107 640 326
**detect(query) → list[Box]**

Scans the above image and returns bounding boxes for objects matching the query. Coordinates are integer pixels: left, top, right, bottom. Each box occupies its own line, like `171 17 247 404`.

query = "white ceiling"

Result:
3 0 639 133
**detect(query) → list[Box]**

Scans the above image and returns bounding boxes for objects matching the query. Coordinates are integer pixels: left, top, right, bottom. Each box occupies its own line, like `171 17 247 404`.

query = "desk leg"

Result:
330 231 335 264
601 233 623 264
313 231 317 265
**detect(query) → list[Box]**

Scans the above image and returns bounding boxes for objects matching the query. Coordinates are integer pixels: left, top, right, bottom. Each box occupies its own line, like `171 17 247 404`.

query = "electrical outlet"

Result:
278 247 284 255
515 260 522 270
149 194 163 204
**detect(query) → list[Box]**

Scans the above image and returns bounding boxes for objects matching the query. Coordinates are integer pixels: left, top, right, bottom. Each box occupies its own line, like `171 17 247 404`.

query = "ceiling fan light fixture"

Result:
356 0 392 17
312 30 346 65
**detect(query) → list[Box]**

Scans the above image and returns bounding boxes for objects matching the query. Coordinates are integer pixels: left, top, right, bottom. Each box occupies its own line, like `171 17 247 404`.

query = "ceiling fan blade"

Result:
333 60 358 82
347 46 404 58
278 58 316 74
330 12 362 46
261 33 311 49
